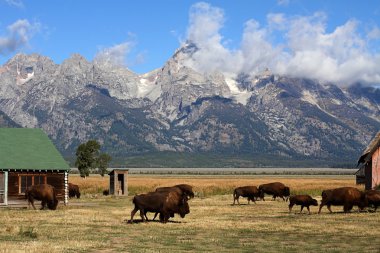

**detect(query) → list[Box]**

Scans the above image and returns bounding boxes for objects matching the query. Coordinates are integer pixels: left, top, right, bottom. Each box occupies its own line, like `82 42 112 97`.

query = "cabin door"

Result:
0 172 6 204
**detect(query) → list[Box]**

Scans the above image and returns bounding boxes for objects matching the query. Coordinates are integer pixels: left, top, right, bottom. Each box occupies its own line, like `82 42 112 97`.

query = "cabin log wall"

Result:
7 171 66 201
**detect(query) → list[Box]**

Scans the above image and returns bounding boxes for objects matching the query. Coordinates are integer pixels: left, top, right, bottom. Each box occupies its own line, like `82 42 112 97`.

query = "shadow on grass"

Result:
124 219 185 224
230 203 259 206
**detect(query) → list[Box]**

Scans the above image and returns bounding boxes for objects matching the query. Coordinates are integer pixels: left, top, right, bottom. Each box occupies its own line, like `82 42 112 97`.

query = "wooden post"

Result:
125 172 128 196
64 171 68 205
4 171 8 206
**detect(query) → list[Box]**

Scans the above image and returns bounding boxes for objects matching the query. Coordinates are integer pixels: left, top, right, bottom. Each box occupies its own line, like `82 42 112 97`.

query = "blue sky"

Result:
1 0 380 84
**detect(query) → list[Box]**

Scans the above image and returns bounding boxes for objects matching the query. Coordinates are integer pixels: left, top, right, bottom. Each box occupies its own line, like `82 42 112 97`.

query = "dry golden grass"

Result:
70 174 362 197
1 175 377 253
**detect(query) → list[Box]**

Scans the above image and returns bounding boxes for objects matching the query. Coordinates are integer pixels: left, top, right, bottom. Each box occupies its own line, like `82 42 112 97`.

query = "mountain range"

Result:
0 42 379 166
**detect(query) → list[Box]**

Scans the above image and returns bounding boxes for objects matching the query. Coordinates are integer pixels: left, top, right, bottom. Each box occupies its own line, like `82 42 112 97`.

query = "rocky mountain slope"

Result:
0 44 379 163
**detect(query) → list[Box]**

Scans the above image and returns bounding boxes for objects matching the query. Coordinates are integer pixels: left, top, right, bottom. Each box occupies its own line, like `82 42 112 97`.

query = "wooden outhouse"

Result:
0 128 70 206
108 169 128 196
356 131 380 190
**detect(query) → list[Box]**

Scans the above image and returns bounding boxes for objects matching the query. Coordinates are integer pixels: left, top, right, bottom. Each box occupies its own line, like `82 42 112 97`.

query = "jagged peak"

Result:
5 53 54 66
174 41 199 57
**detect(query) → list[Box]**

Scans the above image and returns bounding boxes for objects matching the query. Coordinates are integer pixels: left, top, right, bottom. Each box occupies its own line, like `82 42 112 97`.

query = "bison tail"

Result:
233 189 238 198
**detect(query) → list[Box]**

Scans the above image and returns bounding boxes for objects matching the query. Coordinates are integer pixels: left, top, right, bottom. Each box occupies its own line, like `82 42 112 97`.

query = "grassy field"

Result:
0 175 379 252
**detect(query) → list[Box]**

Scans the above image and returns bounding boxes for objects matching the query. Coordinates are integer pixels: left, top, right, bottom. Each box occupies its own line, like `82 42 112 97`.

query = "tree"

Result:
75 140 101 178
97 153 112 177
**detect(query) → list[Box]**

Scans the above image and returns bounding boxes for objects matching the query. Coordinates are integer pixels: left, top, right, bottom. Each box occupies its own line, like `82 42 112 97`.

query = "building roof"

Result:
108 168 129 175
0 128 70 171
357 131 380 166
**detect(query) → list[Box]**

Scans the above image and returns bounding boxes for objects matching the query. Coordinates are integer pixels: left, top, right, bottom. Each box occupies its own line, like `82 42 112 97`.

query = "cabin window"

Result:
18 174 47 194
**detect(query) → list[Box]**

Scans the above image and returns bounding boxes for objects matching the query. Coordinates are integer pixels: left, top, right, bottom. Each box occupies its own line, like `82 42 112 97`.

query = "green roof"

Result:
0 128 70 171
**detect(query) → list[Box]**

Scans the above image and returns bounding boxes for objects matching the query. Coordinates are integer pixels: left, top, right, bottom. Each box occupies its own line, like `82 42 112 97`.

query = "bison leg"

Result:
160 212 169 223
152 212 159 221
281 196 286 201
28 198 36 210
130 207 138 223
327 205 333 213
236 197 240 205
289 203 294 213
300 206 304 214
343 204 353 213
139 209 146 222
40 200 46 210
307 206 311 214
318 203 324 214
144 211 149 221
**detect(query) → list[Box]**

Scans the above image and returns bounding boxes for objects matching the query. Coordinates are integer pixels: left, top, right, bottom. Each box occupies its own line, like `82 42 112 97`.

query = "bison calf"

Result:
233 186 262 205
365 190 380 212
288 195 318 214
25 184 58 210
68 183 81 199
318 187 367 214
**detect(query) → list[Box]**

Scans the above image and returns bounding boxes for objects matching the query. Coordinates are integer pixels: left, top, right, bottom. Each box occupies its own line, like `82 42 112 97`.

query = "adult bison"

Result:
145 185 194 220
129 190 190 223
259 182 290 201
68 183 81 199
288 195 318 214
25 184 58 210
148 186 185 220
233 186 262 205
318 187 367 214
365 190 380 212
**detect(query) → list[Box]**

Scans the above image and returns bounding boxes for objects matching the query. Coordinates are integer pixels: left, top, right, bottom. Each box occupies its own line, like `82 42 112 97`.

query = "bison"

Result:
25 184 58 210
147 185 194 220
288 195 318 214
259 182 290 201
148 186 185 220
68 183 81 199
130 190 190 223
365 190 380 212
318 187 367 214
233 186 262 205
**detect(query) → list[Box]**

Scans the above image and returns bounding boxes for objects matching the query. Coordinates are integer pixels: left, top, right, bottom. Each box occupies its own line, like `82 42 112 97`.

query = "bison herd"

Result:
24 181 380 223
233 182 380 215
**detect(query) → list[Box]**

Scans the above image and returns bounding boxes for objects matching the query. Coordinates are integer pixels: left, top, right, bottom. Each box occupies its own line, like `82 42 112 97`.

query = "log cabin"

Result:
356 131 380 190
0 128 70 206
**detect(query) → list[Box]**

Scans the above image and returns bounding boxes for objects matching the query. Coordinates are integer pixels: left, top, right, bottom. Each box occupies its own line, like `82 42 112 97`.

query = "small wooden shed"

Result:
356 131 380 190
0 128 70 206
108 169 128 196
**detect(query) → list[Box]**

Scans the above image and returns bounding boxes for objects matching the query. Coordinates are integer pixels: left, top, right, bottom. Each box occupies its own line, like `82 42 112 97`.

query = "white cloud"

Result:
367 26 380 40
184 2 237 74
182 3 380 85
0 19 40 56
94 41 135 67
277 0 290 6
5 0 24 8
